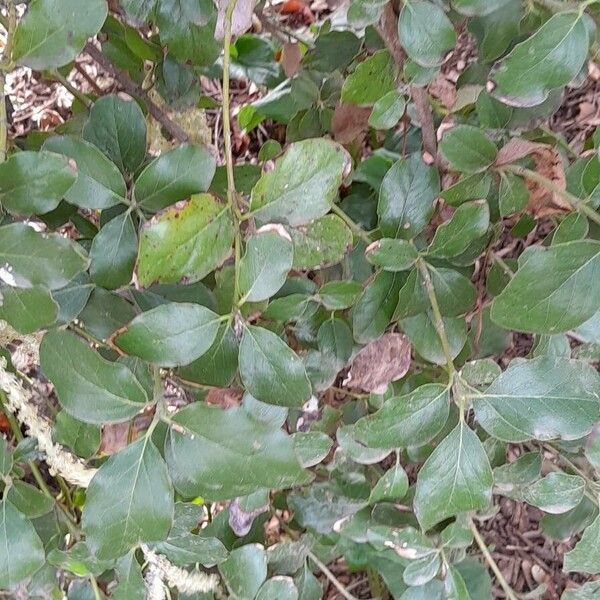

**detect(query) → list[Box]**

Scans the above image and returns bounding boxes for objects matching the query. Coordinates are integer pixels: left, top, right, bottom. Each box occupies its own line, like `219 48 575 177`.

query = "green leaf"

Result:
12 0 107 69
354 384 450 449
257 577 299 600
40 329 150 424
318 280 363 310
427 201 489 258
564 514 600 574
0 223 89 290
83 437 173 560
491 241 600 333
114 302 221 367
341 50 398 106
378 155 440 239
337 425 392 465
53 412 101 460
414 421 493 530
563 582 600 599
366 239 418 271
0 151 76 216
369 463 409 503
404 553 441 587
42 136 127 209
250 139 351 226
83 96 147 174
0 285 58 334
6 481 54 519
288 215 352 270
79 288 137 340
239 229 293 303
498 172 529 217
553 212 589 245
471 356 600 442
219 544 268 600
0 437 11 477
165 403 309 501
493 452 541 499
293 431 333 468
53 274 94 325
0 499 45 588
523 473 585 514
398 0 456 67
134 144 216 212
112 552 145 600
440 126 497 173
490 12 589 107
441 172 492 207
90 212 137 290
452 0 511 16
317 318 353 369
369 91 406 130
121 0 155 22
239 325 312 407
137 193 234 286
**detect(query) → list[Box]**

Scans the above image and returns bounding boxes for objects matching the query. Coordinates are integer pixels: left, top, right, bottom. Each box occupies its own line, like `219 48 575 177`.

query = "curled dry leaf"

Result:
331 102 371 145
429 74 457 110
344 332 411 393
205 387 243 409
100 416 152 455
281 43 302 77
495 138 570 217
228 497 270 537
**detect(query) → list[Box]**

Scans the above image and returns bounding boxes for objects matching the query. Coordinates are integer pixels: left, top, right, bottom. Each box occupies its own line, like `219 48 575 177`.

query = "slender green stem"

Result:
307 551 361 600
329 203 373 245
90 575 102 600
469 520 520 600
491 253 514 277
51 70 92 108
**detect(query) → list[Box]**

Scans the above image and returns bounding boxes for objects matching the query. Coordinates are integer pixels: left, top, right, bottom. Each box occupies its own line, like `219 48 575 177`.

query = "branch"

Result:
84 42 190 143
375 3 405 67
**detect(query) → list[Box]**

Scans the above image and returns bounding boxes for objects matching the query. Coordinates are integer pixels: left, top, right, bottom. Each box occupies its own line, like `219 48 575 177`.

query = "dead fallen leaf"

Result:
281 43 302 78
215 0 257 40
344 332 412 393
100 416 152 455
429 75 457 110
205 387 243 409
331 102 371 145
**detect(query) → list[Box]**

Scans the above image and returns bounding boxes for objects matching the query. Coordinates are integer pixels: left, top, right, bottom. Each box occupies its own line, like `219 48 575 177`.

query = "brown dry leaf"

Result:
331 102 371 145
100 416 151 455
215 0 257 39
344 333 411 393
205 387 243 409
281 43 302 77
429 75 457 110
495 138 543 166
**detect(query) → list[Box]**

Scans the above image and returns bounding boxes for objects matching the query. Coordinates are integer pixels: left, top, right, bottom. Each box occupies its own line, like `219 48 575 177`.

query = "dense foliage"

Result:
1 0 600 598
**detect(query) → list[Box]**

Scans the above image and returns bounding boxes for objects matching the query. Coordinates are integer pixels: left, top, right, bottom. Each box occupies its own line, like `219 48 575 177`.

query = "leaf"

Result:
378 155 440 239
12 0 107 69
404 553 441 587
317 318 353 370
0 285 58 334
398 0 456 67
219 544 268 600
490 13 589 107
0 223 89 290
341 50 398 106
370 464 409 503
498 172 529 216
471 356 600 442
239 227 293 303
354 383 450 448
112 553 145 600
564 514 600 574
114 302 221 367
553 212 589 245
257 577 299 600
83 96 147 174
369 91 406 130
134 144 216 212
42 136 127 209
293 431 333 468
83 437 173 560
452 0 512 16
427 201 489 258
137 193 234 286
288 214 352 270
90 212 138 290
0 151 76 216
53 412 101 460
523 473 585 514
414 421 493 530
79 288 137 340
53 274 94 325
366 239 418 271
6 481 54 518
337 425 392 465
0 499 45 588
440 126 497 173
165 403 309 501
491 240 600 333
40 329 150 424
318 280 363 310
250 139 351 226
562 582 600 599
121 0 155 22
0 438 11 477
239 325 312 407
493 452 541 499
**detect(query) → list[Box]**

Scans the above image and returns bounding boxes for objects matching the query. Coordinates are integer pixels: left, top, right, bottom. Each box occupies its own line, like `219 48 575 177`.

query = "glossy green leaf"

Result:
83 437 173 560
491 241 600 333
114 302 221 367
414 421 493 530
0 151 76 216
366 239 418 271
471 356 600 442
219 544 268 600
42 136 127 209
12 0 107 69
378 155 440 239
440 126 497 173
0 223 89 290
370 463 409 503
79 288 137 340
137 193 234 286
398 0 456 67
250 139 351 226
40 329 150 424
564 514 600 574
498 172 529 217
53 412 101 460
369 91 406 129
523 473 585 514
0 285 58 334
341 50 397 106
134 144 216 212
293 431 333 468
165 403 309 501
553 212 589 245
53 274 94 325
239 325 311 407
6 481 54 519
490 13 589 107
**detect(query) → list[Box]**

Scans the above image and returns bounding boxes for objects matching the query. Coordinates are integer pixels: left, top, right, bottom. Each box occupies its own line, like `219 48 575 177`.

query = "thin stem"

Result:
491 253 514 277
367 566 388 600
469 520 520 600
329 203 373 245
90 575 102 600
51 70 92 108
307 551 361 600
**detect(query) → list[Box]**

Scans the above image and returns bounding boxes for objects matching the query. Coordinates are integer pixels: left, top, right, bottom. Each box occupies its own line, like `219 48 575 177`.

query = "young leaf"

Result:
414 421 493 531
114 302 222 367
165 403 310 500
341 50 398 106
440 126 497 173
219 544 268 600
0 286 58 334
564 514 600 574
83 437 174 560
238 325 312 407
137 193 234 286
491 240 600 333
134 144 217 212
369 463 409 503
523 473 585 514
366 239 418 271
40 329 150 424
250 139 351 226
